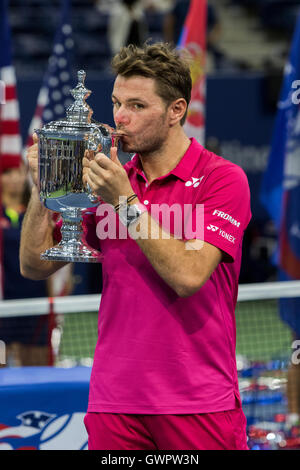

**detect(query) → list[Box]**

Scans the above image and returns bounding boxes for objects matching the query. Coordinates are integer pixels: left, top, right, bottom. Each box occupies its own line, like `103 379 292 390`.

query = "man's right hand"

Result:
27 133 39 186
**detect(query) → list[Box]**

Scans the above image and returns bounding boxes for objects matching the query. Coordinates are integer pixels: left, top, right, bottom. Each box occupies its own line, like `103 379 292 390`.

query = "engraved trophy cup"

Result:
36 70 118 263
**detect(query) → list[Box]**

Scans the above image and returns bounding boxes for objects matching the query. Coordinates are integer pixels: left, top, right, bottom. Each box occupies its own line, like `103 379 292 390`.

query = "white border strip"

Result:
237 280 300 301
1 281 300 318
0 294 101 318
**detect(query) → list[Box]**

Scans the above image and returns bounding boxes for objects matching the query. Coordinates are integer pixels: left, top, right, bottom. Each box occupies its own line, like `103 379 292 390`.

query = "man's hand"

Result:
27 133 39 186
82 146 134 206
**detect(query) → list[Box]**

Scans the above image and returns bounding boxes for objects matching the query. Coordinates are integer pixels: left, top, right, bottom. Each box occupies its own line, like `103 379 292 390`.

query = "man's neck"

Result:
139 128 191 184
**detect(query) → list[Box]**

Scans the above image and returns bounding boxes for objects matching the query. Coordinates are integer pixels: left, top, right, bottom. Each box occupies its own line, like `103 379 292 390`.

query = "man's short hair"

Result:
111 42 192 125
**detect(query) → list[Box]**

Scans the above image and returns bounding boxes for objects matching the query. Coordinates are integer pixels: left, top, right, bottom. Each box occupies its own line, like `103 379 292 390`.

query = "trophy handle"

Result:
86 183 98 203
87 126 112 156
85 125 113 203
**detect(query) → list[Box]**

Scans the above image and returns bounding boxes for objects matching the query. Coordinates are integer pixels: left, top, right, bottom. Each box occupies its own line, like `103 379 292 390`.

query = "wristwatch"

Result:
118 202 147 228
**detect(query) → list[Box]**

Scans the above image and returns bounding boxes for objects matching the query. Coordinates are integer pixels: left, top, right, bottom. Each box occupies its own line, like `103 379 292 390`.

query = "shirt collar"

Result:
170 138 204 182
127 138 204 183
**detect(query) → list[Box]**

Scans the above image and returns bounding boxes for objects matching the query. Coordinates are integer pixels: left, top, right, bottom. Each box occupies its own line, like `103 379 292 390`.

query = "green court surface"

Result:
58 311 98 363
58 300 293 365
236 300 292 362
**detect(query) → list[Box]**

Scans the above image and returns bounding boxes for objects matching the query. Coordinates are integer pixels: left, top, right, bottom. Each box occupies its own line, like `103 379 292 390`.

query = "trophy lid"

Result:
36 70 100 139
66 70 93 124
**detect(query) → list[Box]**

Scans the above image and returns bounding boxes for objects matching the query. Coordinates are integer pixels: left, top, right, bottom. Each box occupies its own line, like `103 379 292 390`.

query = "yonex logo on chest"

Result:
185 176 204 188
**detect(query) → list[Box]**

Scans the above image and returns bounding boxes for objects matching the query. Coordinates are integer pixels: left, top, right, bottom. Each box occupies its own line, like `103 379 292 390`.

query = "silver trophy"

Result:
36 70 119 263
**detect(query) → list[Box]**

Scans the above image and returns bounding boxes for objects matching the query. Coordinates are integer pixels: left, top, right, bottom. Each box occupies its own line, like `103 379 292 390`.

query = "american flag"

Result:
0 0 23 300
178 0 207 145
25 0 74 149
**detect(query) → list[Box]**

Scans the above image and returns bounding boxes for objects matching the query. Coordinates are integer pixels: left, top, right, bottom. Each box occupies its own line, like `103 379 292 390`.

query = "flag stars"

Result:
27 19 74 129
62 24 72 35
43 110 53 121
64 99 73 107
54 104 64 115
54 43 64 55
62 85 70 95
58 58 67 68
60 71 70 82
65 38 74 49
52 90 62 101
48 56 57 67
49 77 59 87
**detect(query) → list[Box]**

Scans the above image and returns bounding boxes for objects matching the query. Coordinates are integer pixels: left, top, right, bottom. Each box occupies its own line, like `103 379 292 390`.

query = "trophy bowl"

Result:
36 70 120 263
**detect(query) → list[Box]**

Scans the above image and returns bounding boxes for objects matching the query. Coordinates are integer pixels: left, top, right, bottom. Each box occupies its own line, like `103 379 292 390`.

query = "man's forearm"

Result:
127 211 221 297
20 186 67 280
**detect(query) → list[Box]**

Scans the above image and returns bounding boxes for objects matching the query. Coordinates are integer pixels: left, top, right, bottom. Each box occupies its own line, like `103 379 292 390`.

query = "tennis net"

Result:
1 280 300 449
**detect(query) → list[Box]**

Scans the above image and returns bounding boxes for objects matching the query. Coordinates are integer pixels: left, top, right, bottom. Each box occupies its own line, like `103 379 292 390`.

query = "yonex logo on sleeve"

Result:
206 225 236 244
185 176 204 188
207 225 219 232
219 230 236 244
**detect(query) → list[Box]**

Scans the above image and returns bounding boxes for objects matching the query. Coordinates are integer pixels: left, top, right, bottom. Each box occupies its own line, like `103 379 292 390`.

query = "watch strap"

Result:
118 202 147 228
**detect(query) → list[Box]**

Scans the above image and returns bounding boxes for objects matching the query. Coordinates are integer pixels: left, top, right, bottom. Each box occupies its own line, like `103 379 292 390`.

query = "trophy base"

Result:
41 242 102 263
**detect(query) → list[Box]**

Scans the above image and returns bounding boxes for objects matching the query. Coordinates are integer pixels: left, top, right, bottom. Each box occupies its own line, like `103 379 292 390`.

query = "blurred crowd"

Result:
8 0 300 75
229 0 300 34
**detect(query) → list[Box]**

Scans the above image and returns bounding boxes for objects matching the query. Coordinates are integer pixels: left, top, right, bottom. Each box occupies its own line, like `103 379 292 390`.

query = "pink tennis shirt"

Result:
78 138 252 414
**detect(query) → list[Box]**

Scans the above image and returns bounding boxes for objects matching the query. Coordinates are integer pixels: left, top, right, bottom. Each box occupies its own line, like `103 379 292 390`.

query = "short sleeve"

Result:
198 164 252 261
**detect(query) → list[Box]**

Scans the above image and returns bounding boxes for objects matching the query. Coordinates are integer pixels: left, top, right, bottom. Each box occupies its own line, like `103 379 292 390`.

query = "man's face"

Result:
112 75 170 155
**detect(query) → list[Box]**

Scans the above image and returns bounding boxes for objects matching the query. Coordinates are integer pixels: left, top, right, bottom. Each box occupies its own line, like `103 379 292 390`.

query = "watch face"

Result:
128 204 141 218
118 203 146 228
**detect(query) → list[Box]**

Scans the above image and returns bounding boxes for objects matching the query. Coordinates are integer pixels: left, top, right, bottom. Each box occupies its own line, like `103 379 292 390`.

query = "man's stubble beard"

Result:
121 112 169 157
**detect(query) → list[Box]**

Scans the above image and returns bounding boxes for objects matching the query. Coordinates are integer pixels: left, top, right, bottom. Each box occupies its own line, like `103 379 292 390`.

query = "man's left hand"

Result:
82 146 134 207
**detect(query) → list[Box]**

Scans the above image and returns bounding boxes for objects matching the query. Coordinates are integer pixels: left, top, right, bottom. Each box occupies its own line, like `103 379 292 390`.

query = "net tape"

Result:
1 280 300 318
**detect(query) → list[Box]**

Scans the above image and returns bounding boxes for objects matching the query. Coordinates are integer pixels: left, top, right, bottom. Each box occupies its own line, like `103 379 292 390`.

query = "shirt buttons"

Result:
144 200 149 205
